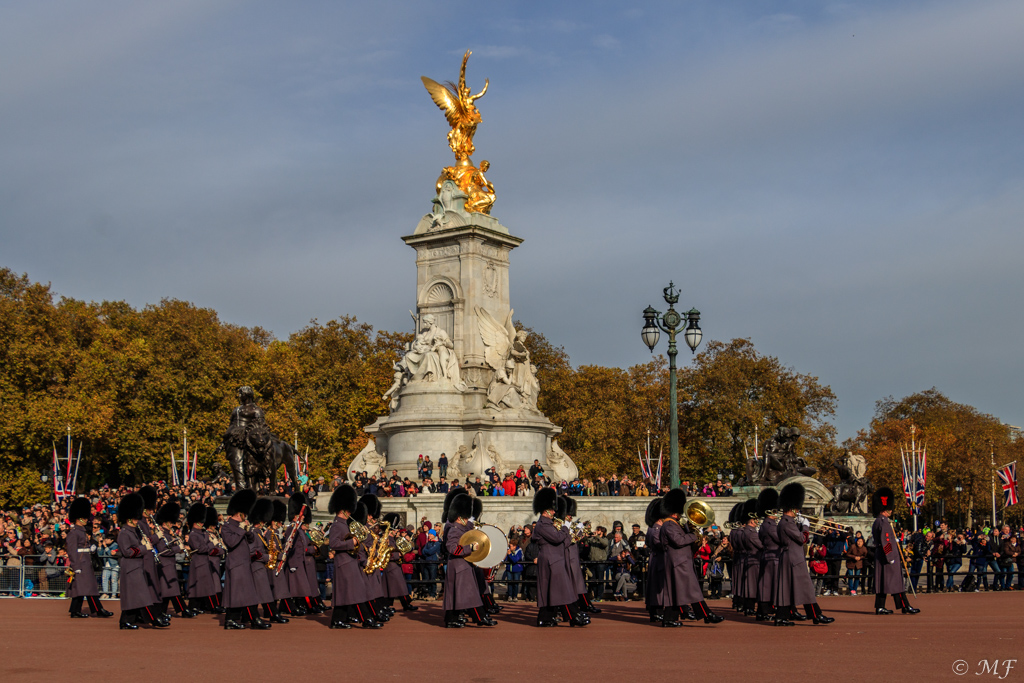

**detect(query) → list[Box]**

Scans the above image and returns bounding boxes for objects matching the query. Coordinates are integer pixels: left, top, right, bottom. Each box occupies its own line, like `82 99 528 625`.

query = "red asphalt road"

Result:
0 593 1020 682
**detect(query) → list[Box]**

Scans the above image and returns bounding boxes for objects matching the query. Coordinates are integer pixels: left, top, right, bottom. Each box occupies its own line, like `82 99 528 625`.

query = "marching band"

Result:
59 479 920 630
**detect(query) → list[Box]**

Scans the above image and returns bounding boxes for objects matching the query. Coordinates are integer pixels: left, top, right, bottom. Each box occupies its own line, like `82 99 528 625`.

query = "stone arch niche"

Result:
421 280 456 340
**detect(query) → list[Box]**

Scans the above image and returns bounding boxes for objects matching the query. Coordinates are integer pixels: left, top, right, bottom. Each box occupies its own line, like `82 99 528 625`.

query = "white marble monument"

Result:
350 181 578 483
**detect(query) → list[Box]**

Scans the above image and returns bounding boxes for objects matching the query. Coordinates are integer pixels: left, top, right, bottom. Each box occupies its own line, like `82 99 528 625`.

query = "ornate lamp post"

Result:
642 281 702 490
954 482 964 529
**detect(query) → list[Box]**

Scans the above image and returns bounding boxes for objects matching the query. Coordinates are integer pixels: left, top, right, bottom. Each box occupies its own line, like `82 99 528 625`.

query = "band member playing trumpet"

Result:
563 496 600 615
755 488 781 621
66 497 112 619
773 482 834 626
872 487 920 615
116 493 167 629
221 489 270 630
282 493 312 616
659 488 724 627
381 512 418 613
533 488 587 627
154 502 194 618
443 492 494 627
136 486 168 618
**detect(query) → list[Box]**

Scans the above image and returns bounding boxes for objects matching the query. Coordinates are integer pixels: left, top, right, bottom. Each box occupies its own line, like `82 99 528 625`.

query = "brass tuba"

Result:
395 535 414 555
683 499 715 547
364 521 392 574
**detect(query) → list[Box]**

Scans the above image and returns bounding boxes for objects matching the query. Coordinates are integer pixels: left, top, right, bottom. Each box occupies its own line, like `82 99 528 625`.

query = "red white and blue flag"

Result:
915 449 927 508
997 462 1018 508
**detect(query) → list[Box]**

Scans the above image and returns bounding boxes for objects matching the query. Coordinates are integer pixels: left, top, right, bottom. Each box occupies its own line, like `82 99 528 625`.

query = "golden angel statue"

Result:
422 51 496 214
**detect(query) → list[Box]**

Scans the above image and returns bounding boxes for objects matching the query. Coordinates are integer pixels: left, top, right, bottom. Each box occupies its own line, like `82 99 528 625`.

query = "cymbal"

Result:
458 529 489 563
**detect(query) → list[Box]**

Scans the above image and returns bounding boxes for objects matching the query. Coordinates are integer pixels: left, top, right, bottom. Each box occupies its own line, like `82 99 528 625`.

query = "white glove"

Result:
289 567 297 573
889 560 895 565
75 569 81 574
90 545 97 552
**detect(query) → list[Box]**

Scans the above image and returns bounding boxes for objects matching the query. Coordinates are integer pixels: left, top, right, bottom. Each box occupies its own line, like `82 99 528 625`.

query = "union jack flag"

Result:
901 456 914 509
997 462 1018 507
915 450 927 507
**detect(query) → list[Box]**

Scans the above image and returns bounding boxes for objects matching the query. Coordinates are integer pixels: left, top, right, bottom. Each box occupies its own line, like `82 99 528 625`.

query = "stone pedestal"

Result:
350 182 577 483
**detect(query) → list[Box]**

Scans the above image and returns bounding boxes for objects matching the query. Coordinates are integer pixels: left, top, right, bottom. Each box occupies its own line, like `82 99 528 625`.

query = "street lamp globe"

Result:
641 305 660 351
684 308 702 353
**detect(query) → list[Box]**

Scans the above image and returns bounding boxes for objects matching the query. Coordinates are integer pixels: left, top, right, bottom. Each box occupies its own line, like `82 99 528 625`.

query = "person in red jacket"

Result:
503 475 517 497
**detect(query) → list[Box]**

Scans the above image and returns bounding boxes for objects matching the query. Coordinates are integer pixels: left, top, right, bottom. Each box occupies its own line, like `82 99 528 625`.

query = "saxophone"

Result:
363 521 392 574
265 528 281 569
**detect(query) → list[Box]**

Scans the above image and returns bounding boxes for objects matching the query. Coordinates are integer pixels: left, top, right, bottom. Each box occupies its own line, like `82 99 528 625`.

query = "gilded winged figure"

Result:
422 51 495 214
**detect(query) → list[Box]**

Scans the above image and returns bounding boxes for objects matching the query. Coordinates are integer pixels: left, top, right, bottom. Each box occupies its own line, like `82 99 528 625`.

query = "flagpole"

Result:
71 441 82 494
991 441 997 528
66 425 72 483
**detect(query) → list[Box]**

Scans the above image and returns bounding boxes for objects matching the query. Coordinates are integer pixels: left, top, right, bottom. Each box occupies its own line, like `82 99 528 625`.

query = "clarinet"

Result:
274 504 307 576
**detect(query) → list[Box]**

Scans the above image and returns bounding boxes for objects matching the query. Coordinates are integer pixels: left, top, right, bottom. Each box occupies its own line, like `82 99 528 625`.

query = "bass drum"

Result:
475 524 509 569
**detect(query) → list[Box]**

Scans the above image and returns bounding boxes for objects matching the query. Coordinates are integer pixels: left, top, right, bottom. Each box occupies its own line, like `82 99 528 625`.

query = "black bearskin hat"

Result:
329 485 357 515
359 494 381 519
138 485 157 511
186 504 207 528
156 502 180 525
69 497 92 522
288 492 307 519
472 497 483 522
563 496 578 518
272 499 287 524
441 487 465 524
448 493 473 523
555 495 568 519
756 488 780 518
382 512 402 528
249 498 274 525
533 487 558 514
117 493 144 524
303 507 312 524
741 498 759 522
778 481 806 512
351 501 368 525
204 507 220 528
872 486 896 516
662 488 688 516
644 497 663 527
227 488 257 515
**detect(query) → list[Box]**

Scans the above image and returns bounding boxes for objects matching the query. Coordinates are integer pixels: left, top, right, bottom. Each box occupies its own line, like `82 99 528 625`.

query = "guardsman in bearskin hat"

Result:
203 507 227 613
440 487 467 625
342 500 384 628
643 497 666 623
443 492 495 627
739 498 763 617
153 502 194 618
300 505 326 614
872 487 920 615
471 497 502 616
136 485 166 610
248 497 285 623
328 485 376 628
221 488 270 630
725 502 743 612
533 487 587 627
66 496 112 619
185 504 219 614
380 511 419 614
116 493 168 629
281 492 312 616
562 495 599 616
773 482 834 626
266 499 290 623
755 488 781 622
358 493 391 622
659 488 724 627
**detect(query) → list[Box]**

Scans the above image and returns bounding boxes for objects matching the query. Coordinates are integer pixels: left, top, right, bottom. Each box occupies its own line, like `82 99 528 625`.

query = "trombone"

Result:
802 514 849 534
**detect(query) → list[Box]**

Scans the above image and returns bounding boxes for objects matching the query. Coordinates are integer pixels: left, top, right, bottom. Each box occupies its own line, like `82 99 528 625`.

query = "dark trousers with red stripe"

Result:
163 595 188 615
70 596 105 614
445 605 489 624
120 602 165 626
875 592 911 610
333 602 374 624
665 601 711 621
537 602 578 624
226 605 262 624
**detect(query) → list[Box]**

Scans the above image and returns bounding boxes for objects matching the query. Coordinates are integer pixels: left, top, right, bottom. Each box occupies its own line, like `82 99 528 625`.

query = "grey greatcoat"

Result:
117 525 160 611
567 541 587 596
774 515 815 607
250 528 274 605
644 524 665 608
221 518 259 609
871 515 905 595
67 526 99 598
757 517 781 604
283 523 312 597
137 519 163 598
660 519 703 606
729 527 747 598
328 518 365 607
534 515 577 608
187 529 221 598
153 528 183 600
740 526 763 599
302 529 319 598
383 537 409 598
442 521 484 611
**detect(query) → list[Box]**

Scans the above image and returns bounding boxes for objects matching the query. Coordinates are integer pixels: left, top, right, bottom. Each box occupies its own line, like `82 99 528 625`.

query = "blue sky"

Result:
2 1 1022 440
